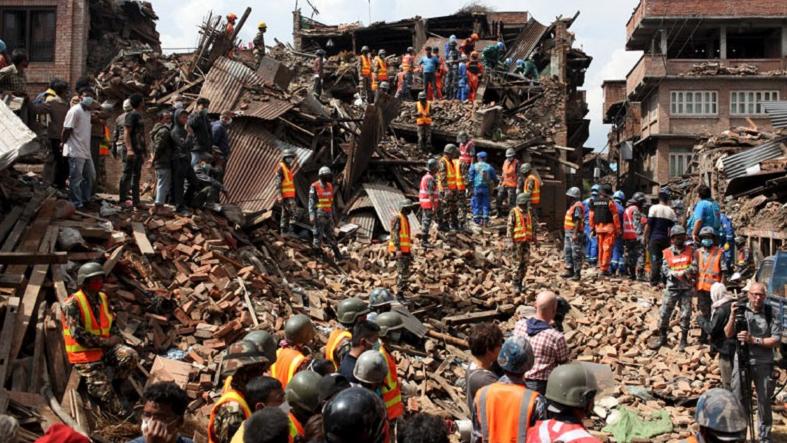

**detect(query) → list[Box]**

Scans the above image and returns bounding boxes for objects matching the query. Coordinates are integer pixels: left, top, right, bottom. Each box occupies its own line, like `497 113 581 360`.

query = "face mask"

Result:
86 279 104 293
81 97 94 107
701 239 714 248
140 418 151 435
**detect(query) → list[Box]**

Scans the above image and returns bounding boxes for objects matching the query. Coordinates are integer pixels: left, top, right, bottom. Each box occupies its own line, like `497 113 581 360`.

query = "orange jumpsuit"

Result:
589 198 621 273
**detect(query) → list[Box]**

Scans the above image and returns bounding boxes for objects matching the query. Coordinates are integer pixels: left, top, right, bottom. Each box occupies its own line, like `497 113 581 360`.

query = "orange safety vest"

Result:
680 436 699 443
563 201 584 233
312 180 334 213
438 156 457 191
62 290 113 364
524 174 541 205
512 207 533 243
375 56 388 81
663 246 694 272
401 54 413 72
416 101 432 126
388 214 411 254
360 54 372 77
622 205 638 240
697 247 723 291
380 345 404 420
288 412 305 442
279 162 296 199
271 348 307 388
474 382 538 443
419 173 438 210
502 159 519 187
453 159 466 191
208 389 251 443
325 328 352 368
527 419 600 443
98 125 111 156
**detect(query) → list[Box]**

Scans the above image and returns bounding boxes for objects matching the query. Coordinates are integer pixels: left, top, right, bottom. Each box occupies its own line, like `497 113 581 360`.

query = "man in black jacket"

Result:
171 109 197 214
151 110 173 208
698 282 735 390
188 98 212 166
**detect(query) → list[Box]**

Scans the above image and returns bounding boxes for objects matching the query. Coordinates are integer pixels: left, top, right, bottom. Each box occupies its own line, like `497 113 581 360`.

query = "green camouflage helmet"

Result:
352 350 388 385
516 193 531 206
426 158 438 171
545 363 598 409
695 388 747 434
443 144 458 156
242 330 278 363
519 163 532 175
221 340 269 377
286 370 322 414
373 311 404 337
285 314 316 346
336 297 369 326
368 287 394 308
77 262 105 286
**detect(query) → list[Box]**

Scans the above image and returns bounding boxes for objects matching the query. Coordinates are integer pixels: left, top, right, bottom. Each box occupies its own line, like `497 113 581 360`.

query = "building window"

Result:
669 147 693 177
730 91 779 116
670 91 718 116
0 9 56 62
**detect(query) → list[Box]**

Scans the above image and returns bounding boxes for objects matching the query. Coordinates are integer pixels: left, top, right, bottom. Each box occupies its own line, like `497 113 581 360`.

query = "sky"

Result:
154 0 645 150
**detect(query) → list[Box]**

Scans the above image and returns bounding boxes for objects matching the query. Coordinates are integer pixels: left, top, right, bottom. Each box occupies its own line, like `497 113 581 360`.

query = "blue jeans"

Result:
584 224 598 264
155 168 172 205
611 236 625 272
68 157 95 208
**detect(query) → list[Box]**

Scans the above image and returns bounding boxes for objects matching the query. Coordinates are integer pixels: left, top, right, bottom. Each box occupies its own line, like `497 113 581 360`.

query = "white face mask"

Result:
140 417 151 435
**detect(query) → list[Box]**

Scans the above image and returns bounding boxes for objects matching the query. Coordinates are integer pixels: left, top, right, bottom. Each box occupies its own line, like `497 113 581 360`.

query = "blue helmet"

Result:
591 184 601 196
516 59 525 68
0 40 5 53
613 190 625 202
477 151 487 160
449 35 457 43
496 41 505 50
497 337 534 374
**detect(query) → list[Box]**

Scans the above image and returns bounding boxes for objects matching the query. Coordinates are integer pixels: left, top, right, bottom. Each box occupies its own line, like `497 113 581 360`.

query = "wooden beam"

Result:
0 273 24 289
0 297 20 397
103 244 126 275
0 252 67 265
131 222 155 255
0 206 23 246
29 302 47 395
443 309 501 325
5 198 56 276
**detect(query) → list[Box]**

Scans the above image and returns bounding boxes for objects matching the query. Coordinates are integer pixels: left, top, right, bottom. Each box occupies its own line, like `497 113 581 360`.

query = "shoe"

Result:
679 332 688 351
561 271 574 278
601 271 612 277
649 328 668 350
572 272 581 281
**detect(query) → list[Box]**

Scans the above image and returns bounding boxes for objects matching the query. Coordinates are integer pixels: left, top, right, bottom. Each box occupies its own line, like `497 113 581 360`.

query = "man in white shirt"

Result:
62 89 95 208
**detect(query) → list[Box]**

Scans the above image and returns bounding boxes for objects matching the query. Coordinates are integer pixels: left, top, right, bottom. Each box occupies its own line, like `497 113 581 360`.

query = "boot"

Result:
572 270 581 281
699 330 708 345
561 269 574 278
679 331 688 351
650 328 668 350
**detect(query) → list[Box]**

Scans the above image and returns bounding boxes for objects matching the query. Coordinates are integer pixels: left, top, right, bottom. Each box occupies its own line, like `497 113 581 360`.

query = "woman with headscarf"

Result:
698 282 736 389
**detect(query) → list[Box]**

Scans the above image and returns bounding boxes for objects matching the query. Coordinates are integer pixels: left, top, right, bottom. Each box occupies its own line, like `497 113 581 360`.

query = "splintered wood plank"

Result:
5 198 56 276
0 206 23 246
0 296 20 391
103 244 126 275
132 222 155 255
0 252 67 265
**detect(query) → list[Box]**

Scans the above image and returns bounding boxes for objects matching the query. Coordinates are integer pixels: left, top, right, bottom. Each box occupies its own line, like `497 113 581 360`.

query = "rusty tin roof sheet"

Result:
362 183 422 235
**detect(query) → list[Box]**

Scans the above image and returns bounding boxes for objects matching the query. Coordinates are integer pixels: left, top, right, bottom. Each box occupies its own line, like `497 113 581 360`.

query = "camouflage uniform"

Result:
563 203 585 276
437 156 458 230
211 401 246 443
624 205 644 278
507 208 533 291
421 174 437 247
308 182 341 259
390 214 412 293
658 245 696 334
455 189 468 229
63 293 139 416
275 165 297 233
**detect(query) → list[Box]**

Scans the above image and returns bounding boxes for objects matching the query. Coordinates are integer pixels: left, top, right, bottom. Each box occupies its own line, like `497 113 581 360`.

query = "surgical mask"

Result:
81 97 94 107
141 418 151 435
701 239 714 248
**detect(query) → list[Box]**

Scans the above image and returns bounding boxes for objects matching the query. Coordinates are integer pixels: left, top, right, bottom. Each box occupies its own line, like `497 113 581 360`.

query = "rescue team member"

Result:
654 225 695 351
453 155 468 231
509 193 537 294
325 298 369 369
322 387 388 443
583 185 600 266
284 371 322 442
252 21 267 66
62 262 139 417
519 163 541 217
309 166 342 260
434 47 447 100
400 47 415 98
208 341 270 443
389 199 414 296
416 91 432 151
457 131 475 177
271 314 315 388
437 144 460 231
527 363 602 443
419 158 439 249
622 192 646 280
589 184 621 276
225 13 237 36
358 46 373 103
372 49 388 91
562 187 584 280
472 337 547 443
467 151 497 226
373 312 406 421
276 149 297 236
467 51 483 103
679 388 747 443
496 148 519 216
610 191 626 275
695 226 726 344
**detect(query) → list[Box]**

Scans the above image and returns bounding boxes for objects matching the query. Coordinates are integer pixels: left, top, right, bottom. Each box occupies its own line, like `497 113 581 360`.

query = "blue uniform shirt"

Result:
467 161 497 189
420 55 437 73
691 199 721 235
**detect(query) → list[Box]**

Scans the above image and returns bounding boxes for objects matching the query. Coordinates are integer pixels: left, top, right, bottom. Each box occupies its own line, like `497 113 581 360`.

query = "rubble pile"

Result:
95 52 192 102
87 0 162 73
679 62 787 78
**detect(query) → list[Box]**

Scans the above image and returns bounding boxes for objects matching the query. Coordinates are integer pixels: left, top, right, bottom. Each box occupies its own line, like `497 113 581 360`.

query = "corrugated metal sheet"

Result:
765 101 787 129
348 210 376 243
720 137 787 179
505 18 548 72
347 194 373 212
0 101 37 170
222 119 313 213
362 183 422 235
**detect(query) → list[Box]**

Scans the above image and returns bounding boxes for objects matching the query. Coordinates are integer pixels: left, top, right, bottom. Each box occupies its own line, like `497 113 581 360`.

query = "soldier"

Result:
437 144 460 231
368 287 396 318
389 199 414 296
622 192 646 280
508 193 537 293
309 166 342 260
518 163 542 219
353 350 389 392
681 388 747 443
415 92 432 151
418 159 439 248
453 155 468 230
208 341 270 443
696 226 726 344
271 314 315 388
457 131 475 177
358 46 373 103
252 22 267 67
276 149 298 236
400 47 415 99
61 262 139 416
496 148 519 217
562 187 584 280
373 312 405 422
372 49 388 93
325 298 368 371
322 387 388 443
285 371 322 442
653 225 695 350
583 185 600 266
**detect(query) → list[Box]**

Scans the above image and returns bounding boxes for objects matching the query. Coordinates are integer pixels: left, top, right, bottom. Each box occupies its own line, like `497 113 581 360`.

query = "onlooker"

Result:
419 47 438 100
466 323 503 416
128 381 193 443
690 184 721 242
698 283 735 389
119 93 145 208
644 188 676 285
398 413 450 443
43 79 71 189
151 110 174 208
0 49 28 95
338 320 380 384
241 408 290 443
171 109 196 213
62 89 96 209
211 111 232 160
112 99 132 158
0 39 8 69
516 291 569 394
188 98 212 166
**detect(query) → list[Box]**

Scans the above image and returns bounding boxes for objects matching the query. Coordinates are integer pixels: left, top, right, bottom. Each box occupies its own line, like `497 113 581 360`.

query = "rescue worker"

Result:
240 330 278 368
589 184 621 276
325 298 369 369
445 40 460 99
681 388 747 443
437 144 460 231
453 154 468 230
583 185 600 266
508 193 537 293
309 166 342 260
415 92 432 151
313 49 326 97
225 13 237 36
372 49 388 92
374 80 390 104
514 58 539 80
563 187 584 280
609 190 626 275
695 226 726 344
654 225 695 351
472 336 546 443
285 370 322 441
496 148 520 217
460 33 479 57
467 151 497 226
400 47 415 99
482 41 506 71
527 363 602 443
353 350 388 392
734 236 753 279
389 199 414 296
419 158 439 249
252 21 267 66
373 312 405 421
358 46 373 103
62 262 139 416
433 47 446 99
368 287 396 317
271 314 315 388
519 163 542 218
622 192 646 280
467 51 484 103
276 149 298 236
322 387 388 443
457 131 475 178
719 212 736 277
209 341 270 443
456 53 469 102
